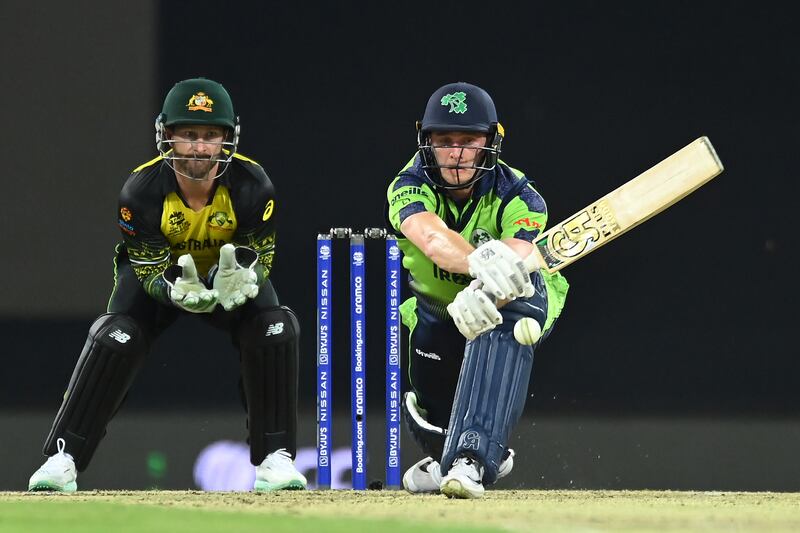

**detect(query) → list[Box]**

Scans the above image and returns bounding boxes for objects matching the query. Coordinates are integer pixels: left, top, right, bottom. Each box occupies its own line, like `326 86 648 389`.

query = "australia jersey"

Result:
117 153 277 305
387 154 568 331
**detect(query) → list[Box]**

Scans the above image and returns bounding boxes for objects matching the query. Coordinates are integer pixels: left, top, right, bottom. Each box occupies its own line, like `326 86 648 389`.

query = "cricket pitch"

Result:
2 489 799 532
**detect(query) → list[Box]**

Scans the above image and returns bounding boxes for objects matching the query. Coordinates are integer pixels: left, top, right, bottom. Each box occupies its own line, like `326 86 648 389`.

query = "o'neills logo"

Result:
186 92 214 112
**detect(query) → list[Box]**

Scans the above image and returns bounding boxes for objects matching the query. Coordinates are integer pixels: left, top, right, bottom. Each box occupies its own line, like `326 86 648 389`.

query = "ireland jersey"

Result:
387 155 568 331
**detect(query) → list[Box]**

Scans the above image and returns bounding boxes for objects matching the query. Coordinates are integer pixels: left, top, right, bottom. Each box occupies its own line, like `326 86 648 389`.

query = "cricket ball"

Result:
513 317 541 345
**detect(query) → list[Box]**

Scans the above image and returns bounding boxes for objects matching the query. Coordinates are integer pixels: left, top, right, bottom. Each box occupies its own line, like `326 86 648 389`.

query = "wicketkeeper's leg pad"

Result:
43 313 149 471
237 306 300 465
439 327 535 485
402 391 447 460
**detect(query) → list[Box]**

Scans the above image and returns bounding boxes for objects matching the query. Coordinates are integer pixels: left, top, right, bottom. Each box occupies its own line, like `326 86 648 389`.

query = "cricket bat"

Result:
525 136 723 273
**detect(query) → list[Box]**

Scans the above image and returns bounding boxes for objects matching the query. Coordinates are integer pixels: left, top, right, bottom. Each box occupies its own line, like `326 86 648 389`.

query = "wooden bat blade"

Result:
527 136 723 273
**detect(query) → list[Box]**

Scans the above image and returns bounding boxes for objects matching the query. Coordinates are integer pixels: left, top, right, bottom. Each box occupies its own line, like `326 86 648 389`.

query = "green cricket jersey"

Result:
387 154 568 331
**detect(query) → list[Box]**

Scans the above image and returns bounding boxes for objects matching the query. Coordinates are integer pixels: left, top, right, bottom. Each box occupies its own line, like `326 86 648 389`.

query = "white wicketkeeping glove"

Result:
467 240 535 300
168 254 218 313
447 280 503 340
213 243 259 311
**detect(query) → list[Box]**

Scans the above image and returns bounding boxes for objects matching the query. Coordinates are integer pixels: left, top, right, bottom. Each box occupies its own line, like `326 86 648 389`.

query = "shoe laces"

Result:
453 456 483 480
41 438 73 471
266 448 293 466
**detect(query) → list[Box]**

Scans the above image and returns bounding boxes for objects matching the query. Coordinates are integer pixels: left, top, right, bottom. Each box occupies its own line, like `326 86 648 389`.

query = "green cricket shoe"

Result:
28 438 78 493
254 448 307 491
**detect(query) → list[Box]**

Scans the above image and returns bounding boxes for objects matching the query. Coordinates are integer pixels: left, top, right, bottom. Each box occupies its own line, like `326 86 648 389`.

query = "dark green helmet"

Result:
155 78 240 180
159 78 236 127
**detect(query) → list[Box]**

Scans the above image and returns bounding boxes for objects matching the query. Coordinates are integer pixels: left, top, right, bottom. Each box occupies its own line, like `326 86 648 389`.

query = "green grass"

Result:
1 490 799 533
0 500 495 533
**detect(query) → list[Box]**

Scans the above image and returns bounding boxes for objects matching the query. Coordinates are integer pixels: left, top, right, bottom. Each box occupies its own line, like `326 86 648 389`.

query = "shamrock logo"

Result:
440 91 467 114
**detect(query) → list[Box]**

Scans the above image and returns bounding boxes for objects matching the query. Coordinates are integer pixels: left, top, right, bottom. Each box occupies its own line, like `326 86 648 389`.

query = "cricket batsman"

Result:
387 82 569 498
28 78 306 492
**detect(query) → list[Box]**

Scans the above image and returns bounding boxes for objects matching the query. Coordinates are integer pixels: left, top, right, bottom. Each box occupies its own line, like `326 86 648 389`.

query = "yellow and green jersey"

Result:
117 153 277 305
387 154 568 331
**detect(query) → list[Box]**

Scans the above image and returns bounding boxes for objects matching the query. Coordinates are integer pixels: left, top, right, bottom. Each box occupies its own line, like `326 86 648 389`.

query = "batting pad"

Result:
43 313 149 471
440 328 534 484
237 306 300 465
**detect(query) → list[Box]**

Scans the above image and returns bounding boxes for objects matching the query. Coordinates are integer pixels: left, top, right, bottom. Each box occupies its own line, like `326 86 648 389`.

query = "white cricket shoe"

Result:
440 456 485 499
404 449 514 494
404 448 515 495
28 438 77 492
254 448 307 491
497 448 515 480
403 456 443 494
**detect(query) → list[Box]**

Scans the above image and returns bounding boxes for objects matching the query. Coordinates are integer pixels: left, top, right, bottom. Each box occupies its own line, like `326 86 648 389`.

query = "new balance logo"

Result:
265 322 284 336
415 348 441 361
108 329 130 344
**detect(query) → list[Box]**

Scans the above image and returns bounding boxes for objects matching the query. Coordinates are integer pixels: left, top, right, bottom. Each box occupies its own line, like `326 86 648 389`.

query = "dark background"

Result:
157 1 798 416
1 1 798 487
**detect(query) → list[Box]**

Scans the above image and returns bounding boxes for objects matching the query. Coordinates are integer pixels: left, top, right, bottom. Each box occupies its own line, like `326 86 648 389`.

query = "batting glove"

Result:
467 240 535 300
212 244 260 311
447 280 503 340
167 254 219 313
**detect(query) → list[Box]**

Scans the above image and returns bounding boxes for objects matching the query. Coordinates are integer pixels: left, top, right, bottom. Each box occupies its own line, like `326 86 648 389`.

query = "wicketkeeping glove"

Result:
467 240 535 300
212 243 260 311
168 254 219 313
447 280 503 340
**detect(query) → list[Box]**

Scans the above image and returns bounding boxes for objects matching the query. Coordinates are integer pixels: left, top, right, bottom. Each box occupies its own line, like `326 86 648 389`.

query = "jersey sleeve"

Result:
230 163 277 285
118 180 174 305
387 173 437 232
499 181 548 242
497 170 568 332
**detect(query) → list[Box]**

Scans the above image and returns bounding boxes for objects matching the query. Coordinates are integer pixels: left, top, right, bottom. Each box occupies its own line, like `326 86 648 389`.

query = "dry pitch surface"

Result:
2 489 799 532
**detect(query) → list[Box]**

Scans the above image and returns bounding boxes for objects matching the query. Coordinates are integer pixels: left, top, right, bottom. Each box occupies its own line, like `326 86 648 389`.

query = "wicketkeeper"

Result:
28 78 305 492
386 82 569 498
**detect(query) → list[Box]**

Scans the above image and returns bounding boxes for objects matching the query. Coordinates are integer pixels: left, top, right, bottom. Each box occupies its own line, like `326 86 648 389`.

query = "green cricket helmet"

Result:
155 78 240 180
417 82 504 190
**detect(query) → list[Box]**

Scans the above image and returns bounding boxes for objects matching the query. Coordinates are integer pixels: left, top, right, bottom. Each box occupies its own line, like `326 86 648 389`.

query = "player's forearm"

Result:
234 229 275 285
124 234 175 305
502 238 535 263
421 228 475 273
425 235 533 274
250 249 273 286
401 213 473 273
134 264 174 306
